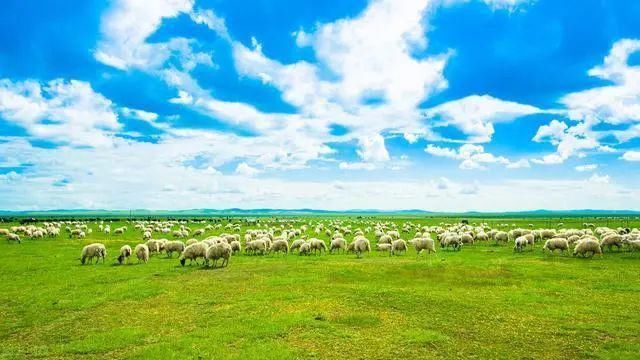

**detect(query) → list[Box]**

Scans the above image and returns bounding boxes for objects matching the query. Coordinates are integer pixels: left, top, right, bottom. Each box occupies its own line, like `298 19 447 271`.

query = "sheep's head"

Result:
179 258 186 266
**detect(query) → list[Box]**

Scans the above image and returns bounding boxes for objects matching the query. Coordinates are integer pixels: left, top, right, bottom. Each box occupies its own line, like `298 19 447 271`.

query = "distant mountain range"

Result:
0 208 639 218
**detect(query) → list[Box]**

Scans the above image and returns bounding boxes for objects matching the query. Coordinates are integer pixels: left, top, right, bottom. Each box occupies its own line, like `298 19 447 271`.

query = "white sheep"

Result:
165 240 185 258
179 242 209 266
330 238 347 254
601 234 623 252
391 239 408 255
270 239 289 255
299 242 311 256
413 238 436 255
513 236 529 252
308 238 327 255
135 244 150 263
573 239 603 258
230 240 242 255
205 242 232 268
118 245 132 264
542 238 569 254
376 243 392 252
290 239 306 253
80 243 107 264
6 233 21 244
351 237 371 258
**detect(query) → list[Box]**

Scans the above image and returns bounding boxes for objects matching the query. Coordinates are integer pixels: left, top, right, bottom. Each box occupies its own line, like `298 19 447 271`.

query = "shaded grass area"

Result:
1 220 640 359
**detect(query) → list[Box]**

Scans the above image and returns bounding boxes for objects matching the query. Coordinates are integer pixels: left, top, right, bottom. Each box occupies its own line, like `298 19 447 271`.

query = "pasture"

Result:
1 216 640 359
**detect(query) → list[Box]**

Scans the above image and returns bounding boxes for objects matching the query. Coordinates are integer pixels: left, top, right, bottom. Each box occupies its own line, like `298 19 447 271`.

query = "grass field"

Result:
1 216 640 359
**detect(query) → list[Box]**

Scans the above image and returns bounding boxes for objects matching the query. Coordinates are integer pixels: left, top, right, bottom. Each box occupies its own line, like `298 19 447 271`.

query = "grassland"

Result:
1 216 639 359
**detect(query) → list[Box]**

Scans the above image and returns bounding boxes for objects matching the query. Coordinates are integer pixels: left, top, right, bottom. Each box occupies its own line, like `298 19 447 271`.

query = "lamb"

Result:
143 231 152 240
165 240 185 258
351 237 371 258
600 234 623 252
542 238 569 254
270 239 289 255
135 244 150 263
413 238 436 255
205 242 232 268
6 233 21 243
391 239 408 255
118 245 132 264
330 238 347 254
573 239 603 258
308 238 327 255
179 242 209 266
80 243 107 264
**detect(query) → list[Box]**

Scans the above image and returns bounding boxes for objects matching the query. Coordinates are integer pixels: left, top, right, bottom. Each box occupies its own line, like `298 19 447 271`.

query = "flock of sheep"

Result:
3 219 640 269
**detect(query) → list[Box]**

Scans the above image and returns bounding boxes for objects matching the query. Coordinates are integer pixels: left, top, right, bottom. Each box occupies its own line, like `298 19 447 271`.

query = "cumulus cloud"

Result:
425 143 529 170
621 151 640 162
234 162 261 176
424 95 541 143
0 79 119 147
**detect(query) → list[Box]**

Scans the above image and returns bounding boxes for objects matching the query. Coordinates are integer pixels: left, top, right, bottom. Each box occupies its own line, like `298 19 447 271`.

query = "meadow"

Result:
1 216 639 359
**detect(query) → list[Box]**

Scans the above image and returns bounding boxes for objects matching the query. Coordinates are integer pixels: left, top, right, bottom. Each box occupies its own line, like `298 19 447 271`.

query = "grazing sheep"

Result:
513 236 529 252
246 239 267 255
270 239 289 255
601 234 623 252
494 231 509 243
179 242 209 266
165 240 185 258
378 235 393 245
299 242 311 256
205 242 232 268
118 245 132 264
352 237 371 258
573 239 603 258
6 233 21 243
413 238 436 255
308 238 327 255
142 231 152 240
542 238 569 254
290 239 305 253
80 243 106 265
330 238 347 254
441 234 462 251
230 240 242 255
135 244 150 263
145 239 162 255
376 243 392 253
391 239 408 255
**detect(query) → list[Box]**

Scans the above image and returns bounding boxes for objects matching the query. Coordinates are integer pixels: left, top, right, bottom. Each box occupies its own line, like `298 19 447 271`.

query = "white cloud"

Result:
425 143 516 170
120 107 158 122
0 79 119 147
423 95 541 143
575 164 598 172
356 134 390 162
94 0 195 70
338 162 377 171
234 162 261 176
189 8 230 40
480 0 532 11
621 151 640 162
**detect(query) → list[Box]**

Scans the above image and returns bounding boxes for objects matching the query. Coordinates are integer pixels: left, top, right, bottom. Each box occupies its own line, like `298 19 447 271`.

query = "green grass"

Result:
1 217 639 359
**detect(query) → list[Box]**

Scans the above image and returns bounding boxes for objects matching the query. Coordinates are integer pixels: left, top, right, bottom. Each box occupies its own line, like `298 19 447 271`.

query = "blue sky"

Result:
1 0 639 211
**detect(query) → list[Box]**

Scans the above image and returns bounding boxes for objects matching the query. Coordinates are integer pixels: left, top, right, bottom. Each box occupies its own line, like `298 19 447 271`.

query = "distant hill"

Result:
0 208 639 218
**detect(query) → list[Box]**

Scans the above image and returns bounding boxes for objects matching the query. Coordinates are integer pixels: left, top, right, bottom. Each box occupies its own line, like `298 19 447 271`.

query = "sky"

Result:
1 0 640 211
